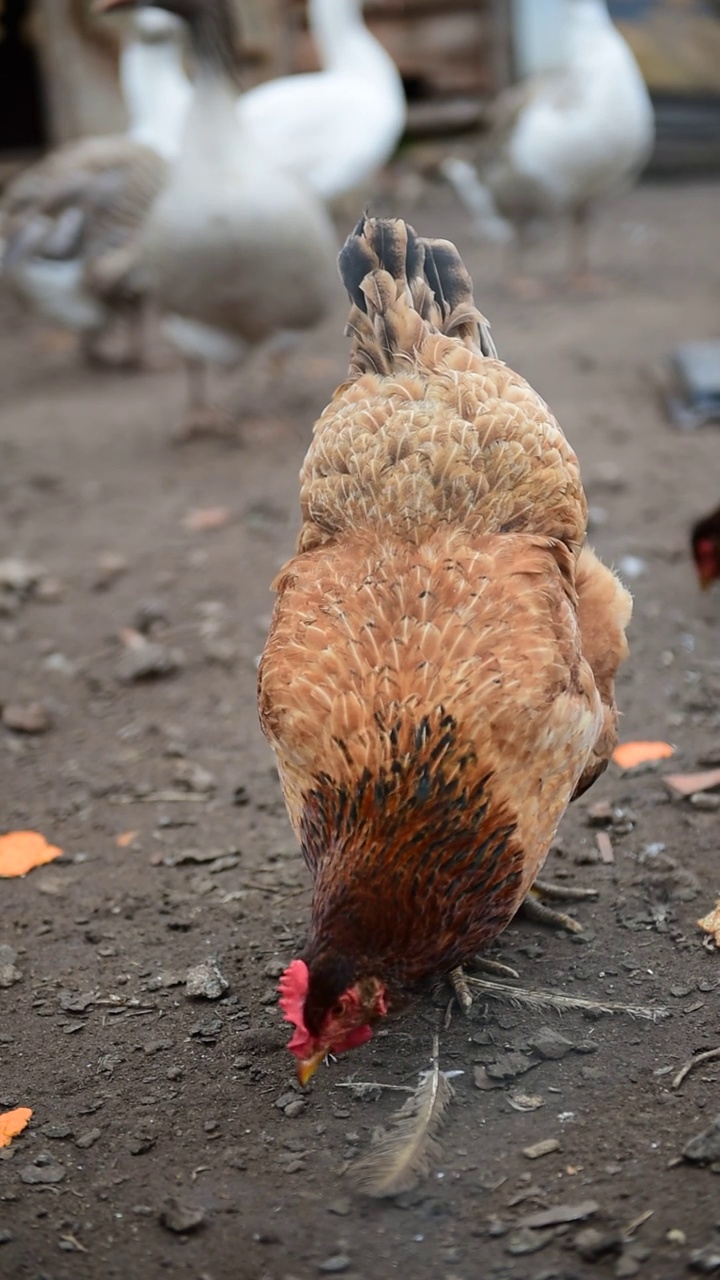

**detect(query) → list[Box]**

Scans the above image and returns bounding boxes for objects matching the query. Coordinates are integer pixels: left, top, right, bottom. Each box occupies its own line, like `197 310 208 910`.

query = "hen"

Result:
691 504 720 589
258 215 632 1083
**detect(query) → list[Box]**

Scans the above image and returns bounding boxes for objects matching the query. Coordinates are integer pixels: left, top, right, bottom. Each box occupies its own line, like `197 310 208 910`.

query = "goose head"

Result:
95 0 241 81
133 7 184 41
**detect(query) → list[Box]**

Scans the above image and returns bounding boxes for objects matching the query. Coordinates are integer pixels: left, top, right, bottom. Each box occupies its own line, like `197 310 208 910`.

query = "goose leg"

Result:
174 359 240 444
567 205 613 292
568 204 590 285
505 224 545 299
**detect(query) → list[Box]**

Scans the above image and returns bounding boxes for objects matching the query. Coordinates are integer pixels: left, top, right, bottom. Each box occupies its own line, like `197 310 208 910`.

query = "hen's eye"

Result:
331 1002 344 1018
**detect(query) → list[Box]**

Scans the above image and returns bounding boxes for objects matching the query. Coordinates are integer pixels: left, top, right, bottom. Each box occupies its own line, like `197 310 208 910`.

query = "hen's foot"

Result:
449 955 521 1015
172 406 241 445
522 879 598 934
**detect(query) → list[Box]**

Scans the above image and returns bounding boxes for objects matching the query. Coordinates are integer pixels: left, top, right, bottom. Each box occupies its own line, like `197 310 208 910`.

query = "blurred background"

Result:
3 0 720 168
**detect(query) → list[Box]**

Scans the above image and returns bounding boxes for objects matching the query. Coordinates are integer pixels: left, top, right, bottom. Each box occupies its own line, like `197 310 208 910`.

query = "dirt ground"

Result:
1 177 720 1280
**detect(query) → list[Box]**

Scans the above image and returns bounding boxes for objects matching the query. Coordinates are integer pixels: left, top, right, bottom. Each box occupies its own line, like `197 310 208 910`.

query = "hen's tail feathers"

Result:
338 213 497 378
440 158 514 245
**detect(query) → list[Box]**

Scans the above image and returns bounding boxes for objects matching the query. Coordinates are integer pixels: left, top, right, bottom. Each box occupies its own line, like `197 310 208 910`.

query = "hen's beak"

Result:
296 1050 326 1087
698 571 714 591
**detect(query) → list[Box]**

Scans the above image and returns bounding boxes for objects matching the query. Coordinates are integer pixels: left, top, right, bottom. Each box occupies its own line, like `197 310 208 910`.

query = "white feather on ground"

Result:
350 1038 455 1198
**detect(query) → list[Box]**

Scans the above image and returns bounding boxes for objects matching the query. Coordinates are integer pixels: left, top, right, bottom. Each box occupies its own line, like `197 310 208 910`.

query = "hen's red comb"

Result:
278 959 313 1057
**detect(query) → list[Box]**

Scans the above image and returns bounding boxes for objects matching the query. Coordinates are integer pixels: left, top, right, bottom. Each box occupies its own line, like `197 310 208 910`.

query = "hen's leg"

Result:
521 880 598 933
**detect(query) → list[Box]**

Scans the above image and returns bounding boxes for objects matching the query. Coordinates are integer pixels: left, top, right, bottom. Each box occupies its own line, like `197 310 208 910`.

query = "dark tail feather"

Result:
338 213 497 372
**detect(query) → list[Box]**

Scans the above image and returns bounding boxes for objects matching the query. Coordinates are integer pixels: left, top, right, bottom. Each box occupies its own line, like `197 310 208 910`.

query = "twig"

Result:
464 977 668 1021
623 1209 654 1239
671 1045 720 1090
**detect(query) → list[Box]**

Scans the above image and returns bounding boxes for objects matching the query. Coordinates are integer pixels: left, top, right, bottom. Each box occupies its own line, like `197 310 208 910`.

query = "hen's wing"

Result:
259 528 603 913
571 545 632 799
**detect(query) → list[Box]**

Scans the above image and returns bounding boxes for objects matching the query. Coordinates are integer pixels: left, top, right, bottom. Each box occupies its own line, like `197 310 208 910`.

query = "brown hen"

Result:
258 215 632 1083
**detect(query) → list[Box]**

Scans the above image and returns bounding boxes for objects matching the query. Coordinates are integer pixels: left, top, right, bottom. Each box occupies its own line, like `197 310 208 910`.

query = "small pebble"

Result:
328 1198 351 1217
683 1117 720 1166
523 1138 560 1160
2 702 52 734
688 1245 720 1274
0 945 22 989
174 760 217 794
117 633 182 682
318 1256 351 1274
40 1124 73 1140
527 1027 575 1061
20 1162 65 1185
690 793 720 812
75 1129 101 1150
505 1227 554 1256
92 553 129 591
185 959 229 1001
616 1244 651 1278
133 598 168 634
159 1196 206 1234
575 1226 622 1260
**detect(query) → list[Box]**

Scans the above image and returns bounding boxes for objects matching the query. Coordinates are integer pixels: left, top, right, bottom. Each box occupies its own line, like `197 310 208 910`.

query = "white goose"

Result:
102 0 406 207
96 0 338 437
239 0 406 204
443 0 655 287
0 9 189 363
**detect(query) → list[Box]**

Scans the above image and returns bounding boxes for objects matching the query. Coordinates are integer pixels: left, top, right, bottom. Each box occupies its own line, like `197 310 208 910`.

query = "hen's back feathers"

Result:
298 215 587 554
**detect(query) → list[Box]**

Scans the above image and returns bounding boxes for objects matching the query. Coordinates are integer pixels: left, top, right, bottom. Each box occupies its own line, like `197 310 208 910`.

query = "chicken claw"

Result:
449 955 521 1016
521 879 598 933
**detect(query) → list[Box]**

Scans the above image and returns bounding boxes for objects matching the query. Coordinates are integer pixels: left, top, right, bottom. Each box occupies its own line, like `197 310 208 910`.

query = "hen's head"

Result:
279 959 388 1085
691 506 720 590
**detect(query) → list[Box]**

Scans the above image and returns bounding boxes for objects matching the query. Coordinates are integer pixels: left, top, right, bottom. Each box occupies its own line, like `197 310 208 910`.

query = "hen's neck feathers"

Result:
300 720 525 991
